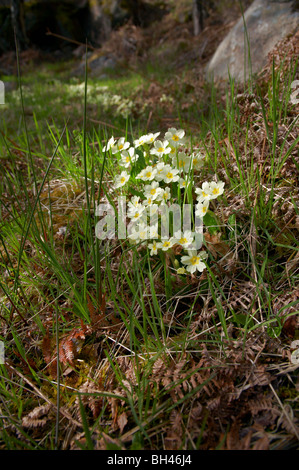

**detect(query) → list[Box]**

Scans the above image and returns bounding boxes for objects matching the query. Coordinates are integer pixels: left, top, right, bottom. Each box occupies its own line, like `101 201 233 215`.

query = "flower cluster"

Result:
67 83 136 118
104 127 224 275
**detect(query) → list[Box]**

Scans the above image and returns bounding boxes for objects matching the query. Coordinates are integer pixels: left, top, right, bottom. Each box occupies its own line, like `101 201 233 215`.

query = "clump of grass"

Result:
0 33 298 450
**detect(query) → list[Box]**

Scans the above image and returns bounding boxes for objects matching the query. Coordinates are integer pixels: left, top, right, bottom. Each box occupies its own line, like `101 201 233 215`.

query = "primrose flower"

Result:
120 147 137 168
148 203 159 217
165 128 185 147
148 240 159 256
134 134 149 147
161 186 171 202
149 223 159 239
127 203 146 221
169 146 176 157
143 195 155 206
114 170 130 188
150 140 171 157
173 230 194 249
146 132 160 144
156 238 175 251
172 152 192 173
195 182 212 203
195 200 209 218
162 165 180 184
181 250 208 274
128 223 148 243
136 165 157 181
191 152 205 171
136 224 149 242
209 181 225 199
111 137 130 154
144 181 163 201
179 177 190 189
103 136 116 152
128 196 141 210
153 162 166 182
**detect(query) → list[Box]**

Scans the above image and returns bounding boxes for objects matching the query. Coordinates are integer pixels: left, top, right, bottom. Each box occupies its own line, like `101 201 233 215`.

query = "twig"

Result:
45 29 97 51
88 117 131 135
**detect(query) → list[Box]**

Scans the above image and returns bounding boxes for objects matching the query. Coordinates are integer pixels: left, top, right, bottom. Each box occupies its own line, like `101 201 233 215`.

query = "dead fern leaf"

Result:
58 322 90 366
165 410 183 450
252 435 269 450
77 378 103 420
117 411 128 434
22 404 52 428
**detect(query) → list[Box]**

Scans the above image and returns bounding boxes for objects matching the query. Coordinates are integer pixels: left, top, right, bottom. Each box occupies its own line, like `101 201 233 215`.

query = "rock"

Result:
3 81 17 92
88 55 117 75
72 54 117 77
206 0 299 83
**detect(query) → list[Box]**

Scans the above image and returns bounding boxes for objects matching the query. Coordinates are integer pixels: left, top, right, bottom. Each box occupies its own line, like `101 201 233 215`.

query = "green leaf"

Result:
203 210 220 234
78 395 94 450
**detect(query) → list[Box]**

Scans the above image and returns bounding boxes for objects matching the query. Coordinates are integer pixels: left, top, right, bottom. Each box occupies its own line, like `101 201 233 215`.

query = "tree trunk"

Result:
87 0 112 47
192 0 204 36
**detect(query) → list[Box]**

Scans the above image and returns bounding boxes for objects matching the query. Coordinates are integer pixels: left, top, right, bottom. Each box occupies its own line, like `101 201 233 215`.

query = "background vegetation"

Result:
0 0 298 450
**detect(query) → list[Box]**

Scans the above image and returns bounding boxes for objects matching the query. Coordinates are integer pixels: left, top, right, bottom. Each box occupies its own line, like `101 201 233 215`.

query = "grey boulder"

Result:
206 0 299 83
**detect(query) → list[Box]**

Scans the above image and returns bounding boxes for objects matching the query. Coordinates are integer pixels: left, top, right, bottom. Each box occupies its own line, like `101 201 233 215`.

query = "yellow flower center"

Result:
163 241 170 247
190 256 199 265
172 135 179 141
146 171 152 178
202 191 208 197
166 172 173 179
119 144 124 150
212 188 219 195
158 147 164 153
134 212 140 219
179 237 188 245
120 177 126 184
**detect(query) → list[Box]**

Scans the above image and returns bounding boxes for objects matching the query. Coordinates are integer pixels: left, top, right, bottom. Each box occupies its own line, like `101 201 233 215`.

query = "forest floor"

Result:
0 4 299 451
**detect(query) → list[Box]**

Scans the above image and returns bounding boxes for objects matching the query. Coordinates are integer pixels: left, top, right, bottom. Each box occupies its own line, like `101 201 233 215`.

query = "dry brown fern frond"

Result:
59 322 91 367
22 403 53 429
165 409 183 450
76 377 104 420
42 320 92 373
248 395 281 423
